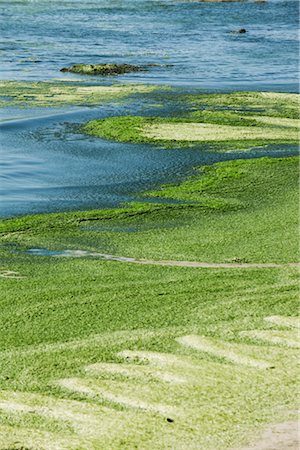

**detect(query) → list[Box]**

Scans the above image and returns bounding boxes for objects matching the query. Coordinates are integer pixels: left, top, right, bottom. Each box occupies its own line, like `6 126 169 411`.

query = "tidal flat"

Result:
0 0 299 443
0 78 299 448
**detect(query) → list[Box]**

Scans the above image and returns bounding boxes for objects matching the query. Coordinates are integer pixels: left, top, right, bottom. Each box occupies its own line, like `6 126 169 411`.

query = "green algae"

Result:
1 155 298 264
0 80 157 108
82 91 299 150
60 63 143 76
0 155 298 448
186 91 300 119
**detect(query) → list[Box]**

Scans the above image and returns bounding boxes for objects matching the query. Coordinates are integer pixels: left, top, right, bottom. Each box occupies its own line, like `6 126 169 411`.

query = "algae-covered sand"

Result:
0 80 299 449
83 91 299 150
1 0 299 445
143 120 298 142
0 80 157 108
0 152 299 449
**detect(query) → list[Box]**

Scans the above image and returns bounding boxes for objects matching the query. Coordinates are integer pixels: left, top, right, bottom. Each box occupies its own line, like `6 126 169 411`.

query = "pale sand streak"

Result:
0 398 104 437
264 315 300 329
142 122 298 142
57 378 174 415
239 421 299 450
177 335 272 369
239 330 300 349
52 249 300 269
0 270 25 279
250 116 299 128
85 362 187 384
118 350 197 369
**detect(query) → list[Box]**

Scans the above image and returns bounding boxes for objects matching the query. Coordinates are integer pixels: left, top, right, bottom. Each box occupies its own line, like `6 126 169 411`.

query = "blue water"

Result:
0 0 299 218
1 0 299 89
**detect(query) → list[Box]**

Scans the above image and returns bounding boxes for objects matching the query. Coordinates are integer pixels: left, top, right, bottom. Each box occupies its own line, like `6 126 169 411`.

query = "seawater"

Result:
1 0 299 88
0 0 299 218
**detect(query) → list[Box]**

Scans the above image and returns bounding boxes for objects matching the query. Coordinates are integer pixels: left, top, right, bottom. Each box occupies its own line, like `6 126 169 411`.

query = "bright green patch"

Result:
0 80 157 108
0 156 298 448
82 91 299 150
1 156 298 263
0 255 298 448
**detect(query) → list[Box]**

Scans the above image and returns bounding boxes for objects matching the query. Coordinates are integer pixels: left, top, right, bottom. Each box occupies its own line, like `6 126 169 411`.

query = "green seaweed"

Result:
186 91 300 119
0 80 157 108
1 155 298 263
0 156 298 449
82 91 299 150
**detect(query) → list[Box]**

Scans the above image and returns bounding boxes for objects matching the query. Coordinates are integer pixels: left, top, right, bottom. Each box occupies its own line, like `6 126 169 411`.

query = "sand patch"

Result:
142 122 298 142
28 248 300 269
260 92 299 102
239 421 299 450
250 116 299 128
118 350 196 370
0 427 78 450
0 270 25 279
57 378 173 415
0 328 165 359
85 362 187 384
93 391 173 416
177 335 271 369
85 362 143 378
0 395 102 434
154 371 188 384
0 392 140 448
264 315 300 329
240 330 300 348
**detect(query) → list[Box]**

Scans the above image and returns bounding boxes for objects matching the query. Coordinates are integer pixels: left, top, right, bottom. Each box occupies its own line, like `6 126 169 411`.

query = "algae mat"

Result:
0 312 299 449
0 104 299 449
0 80 157 108
83 91 300 150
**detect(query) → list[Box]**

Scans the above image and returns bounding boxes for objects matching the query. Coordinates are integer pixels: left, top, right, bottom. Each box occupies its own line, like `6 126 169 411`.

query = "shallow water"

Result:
0 0 299 218
1 101 297 218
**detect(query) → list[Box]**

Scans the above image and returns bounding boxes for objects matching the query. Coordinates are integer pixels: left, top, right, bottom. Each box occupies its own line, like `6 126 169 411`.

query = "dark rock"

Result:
227 28 248 35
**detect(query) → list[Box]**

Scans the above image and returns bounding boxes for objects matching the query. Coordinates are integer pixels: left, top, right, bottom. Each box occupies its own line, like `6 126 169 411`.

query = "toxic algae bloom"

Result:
82 91 299 151
0 80 157 108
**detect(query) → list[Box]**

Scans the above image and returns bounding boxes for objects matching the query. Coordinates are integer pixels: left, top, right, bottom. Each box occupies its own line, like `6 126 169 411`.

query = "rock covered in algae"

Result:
60 63 143 76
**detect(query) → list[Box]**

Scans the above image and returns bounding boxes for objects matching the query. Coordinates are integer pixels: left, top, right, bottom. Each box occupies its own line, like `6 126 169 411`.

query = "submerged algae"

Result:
0 80 157 108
